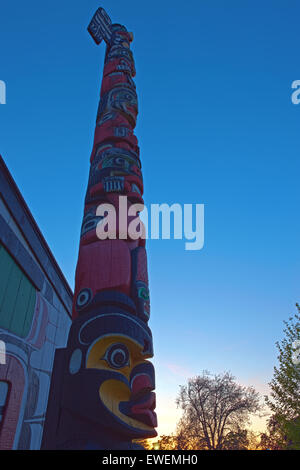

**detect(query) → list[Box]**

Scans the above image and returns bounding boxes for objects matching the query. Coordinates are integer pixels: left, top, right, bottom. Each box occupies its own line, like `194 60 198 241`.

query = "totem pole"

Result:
41 8 157 450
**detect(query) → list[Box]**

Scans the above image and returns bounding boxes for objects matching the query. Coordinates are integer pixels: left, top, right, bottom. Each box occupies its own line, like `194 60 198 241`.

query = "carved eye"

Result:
114 157 125 166
81 214 104 236
76 288 92 310
103 343 130 369
138 286 150 301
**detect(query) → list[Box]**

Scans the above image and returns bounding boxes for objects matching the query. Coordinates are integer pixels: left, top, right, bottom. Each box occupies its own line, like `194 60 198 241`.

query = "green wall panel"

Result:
0 243 36 338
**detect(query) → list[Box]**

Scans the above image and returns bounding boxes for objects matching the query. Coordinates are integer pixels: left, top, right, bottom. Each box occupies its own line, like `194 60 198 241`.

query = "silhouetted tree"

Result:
259 415 288 450
176 371 262 450
222 426 249 450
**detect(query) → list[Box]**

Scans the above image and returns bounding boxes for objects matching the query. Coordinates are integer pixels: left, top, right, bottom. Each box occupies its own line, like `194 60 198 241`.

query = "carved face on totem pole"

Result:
60 308 157 439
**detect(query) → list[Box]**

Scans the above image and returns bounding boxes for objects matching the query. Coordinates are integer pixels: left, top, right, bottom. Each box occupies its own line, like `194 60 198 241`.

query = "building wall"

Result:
0 156 72 449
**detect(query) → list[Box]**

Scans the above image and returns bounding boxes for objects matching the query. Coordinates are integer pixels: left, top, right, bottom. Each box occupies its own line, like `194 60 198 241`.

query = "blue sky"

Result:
1 0 300 435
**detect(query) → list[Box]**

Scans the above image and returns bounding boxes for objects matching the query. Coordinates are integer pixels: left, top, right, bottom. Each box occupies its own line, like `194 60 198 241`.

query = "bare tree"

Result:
176 371 262 450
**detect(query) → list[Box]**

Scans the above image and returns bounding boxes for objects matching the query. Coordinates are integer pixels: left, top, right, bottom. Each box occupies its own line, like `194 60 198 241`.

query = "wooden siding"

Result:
0 243 36 338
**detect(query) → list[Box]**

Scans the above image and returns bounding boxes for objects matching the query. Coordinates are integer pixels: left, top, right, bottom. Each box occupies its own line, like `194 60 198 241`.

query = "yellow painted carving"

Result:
86 334 151 381
86 334 154 431
99 379 154 431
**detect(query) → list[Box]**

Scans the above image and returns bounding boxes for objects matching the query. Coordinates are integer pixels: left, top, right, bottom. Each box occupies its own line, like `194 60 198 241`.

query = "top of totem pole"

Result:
87 7 113 45
88 7 133 45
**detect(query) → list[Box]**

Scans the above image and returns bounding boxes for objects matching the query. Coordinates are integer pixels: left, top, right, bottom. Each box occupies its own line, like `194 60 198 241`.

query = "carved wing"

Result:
87 7 112 45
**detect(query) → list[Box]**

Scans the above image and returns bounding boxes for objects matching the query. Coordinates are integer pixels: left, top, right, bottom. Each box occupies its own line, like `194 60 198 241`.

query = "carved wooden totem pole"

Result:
41 8 157 450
